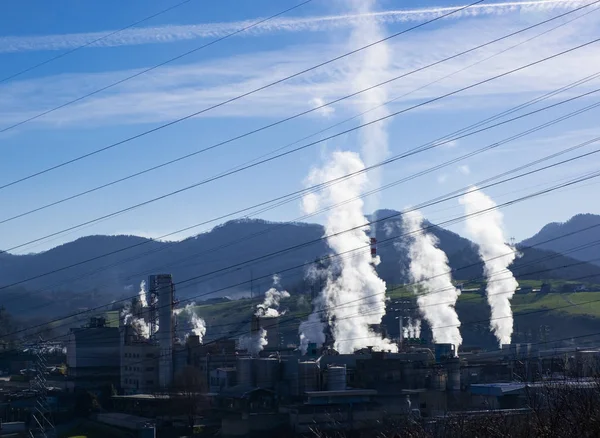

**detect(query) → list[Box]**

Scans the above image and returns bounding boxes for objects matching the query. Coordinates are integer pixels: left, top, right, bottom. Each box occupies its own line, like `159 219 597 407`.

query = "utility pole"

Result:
29 340 55 438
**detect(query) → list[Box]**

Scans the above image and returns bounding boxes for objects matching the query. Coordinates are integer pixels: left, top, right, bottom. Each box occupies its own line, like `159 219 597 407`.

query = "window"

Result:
146 367 154 371
146 380 154 385
146 353 154 358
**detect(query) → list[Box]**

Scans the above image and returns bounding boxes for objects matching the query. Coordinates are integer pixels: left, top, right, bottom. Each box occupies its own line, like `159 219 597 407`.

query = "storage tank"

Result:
237 357 254 387
299 361 319 393
327 365 346 391
255 358 279 389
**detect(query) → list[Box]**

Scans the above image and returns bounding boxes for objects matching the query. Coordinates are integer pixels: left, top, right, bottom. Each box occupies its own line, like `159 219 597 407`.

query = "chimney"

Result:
370 237 377 258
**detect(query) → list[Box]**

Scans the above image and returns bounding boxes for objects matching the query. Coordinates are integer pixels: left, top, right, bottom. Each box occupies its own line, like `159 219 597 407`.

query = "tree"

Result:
172 366 208 429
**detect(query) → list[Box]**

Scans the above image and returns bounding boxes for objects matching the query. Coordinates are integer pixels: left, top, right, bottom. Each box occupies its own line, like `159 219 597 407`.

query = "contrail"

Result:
0 0 589 53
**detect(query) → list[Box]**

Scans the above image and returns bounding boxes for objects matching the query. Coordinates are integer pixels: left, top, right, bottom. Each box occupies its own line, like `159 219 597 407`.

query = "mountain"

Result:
2 210 600 318
520 214 600 267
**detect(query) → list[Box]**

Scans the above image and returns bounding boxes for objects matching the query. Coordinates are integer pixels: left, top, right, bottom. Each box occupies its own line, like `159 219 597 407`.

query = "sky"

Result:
1 0 600 255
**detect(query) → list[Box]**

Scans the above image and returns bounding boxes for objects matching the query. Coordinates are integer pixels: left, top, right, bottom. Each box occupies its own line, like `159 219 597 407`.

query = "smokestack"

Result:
150 274 175 388
370 237 377 259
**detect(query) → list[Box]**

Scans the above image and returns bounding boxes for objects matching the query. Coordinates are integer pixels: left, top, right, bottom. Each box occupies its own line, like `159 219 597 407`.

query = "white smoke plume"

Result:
403 317 422 339
238 328 268 356
255 276 290 318
348 0 391 214
460 187 518 346
299 296 327 354
174 302 207 343
138 280 148 308
402 210 462 348
298 151 397 354
121 302 151 339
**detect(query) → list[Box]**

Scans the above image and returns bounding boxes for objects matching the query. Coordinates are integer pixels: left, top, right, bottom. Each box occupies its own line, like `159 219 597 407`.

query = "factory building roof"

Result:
471 380 599 397
305 389 377 397
470 383 525 396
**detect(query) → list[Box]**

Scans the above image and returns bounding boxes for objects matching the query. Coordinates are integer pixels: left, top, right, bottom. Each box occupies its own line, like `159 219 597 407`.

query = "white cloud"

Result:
438 174 449 183
458 164 471 175
1 5 599 129
310 97 335 117
0 0 590 53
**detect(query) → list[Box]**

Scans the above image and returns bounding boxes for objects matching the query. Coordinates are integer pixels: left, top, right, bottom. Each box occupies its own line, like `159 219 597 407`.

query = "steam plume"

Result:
460 187 518 346
298 151 396 354
238 329 268 356
174 303 207 343
349 0 391 213
238 277 290 355
403 317 422 339
138 280 148 307
402 210 462 348
256 275 290 318
299 297 327 354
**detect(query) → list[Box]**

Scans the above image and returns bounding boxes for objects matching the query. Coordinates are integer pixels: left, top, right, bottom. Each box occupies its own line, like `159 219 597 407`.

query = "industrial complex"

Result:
1 272 599 437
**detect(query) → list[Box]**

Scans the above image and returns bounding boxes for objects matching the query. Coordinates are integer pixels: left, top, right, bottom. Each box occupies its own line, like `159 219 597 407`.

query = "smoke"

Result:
403 317 422 339
460 187 518 346
348 0 391 214
298 151 397 354
402 210 462 348
120 300 150 339
299 296 327 354
238 328 268 356
255 276 290 318
174 303 207 343
138 280 148 307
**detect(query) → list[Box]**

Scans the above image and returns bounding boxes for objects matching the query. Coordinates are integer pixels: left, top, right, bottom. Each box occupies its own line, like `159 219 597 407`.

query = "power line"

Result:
2 0 597 222
6 171 600 343
11 135 600 327
0 0 485 189
0 0 314 131
1 97 598 304
3 42 599 257
14 69 600 299
6 271 600 369
0 0 197 84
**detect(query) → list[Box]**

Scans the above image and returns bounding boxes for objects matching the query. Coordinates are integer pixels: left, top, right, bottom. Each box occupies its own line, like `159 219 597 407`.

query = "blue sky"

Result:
1 0 600 254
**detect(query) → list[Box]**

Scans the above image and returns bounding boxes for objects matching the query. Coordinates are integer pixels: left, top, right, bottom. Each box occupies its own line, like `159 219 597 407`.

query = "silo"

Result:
237 357 254 388
327 365 346 391
152 274 175 388
299 361 319 393
255 358 279 389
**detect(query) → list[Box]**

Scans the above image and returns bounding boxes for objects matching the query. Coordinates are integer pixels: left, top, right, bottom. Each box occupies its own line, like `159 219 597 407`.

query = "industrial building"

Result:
66 315 120 388
53 271 600 436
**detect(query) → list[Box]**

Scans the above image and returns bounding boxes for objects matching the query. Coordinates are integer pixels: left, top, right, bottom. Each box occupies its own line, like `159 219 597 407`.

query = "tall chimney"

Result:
370 237 377 259
151 274 175 389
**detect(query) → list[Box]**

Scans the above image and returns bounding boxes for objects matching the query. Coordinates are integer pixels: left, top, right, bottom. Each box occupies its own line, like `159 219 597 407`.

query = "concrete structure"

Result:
120 341 159 395
289 390 380 434
148 274 175 389
67 317 120 385
210 367 237 393
255 358 279 389
326 366 346 391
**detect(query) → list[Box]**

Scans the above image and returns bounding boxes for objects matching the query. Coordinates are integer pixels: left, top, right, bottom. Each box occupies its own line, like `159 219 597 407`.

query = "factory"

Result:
33 271 597 437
